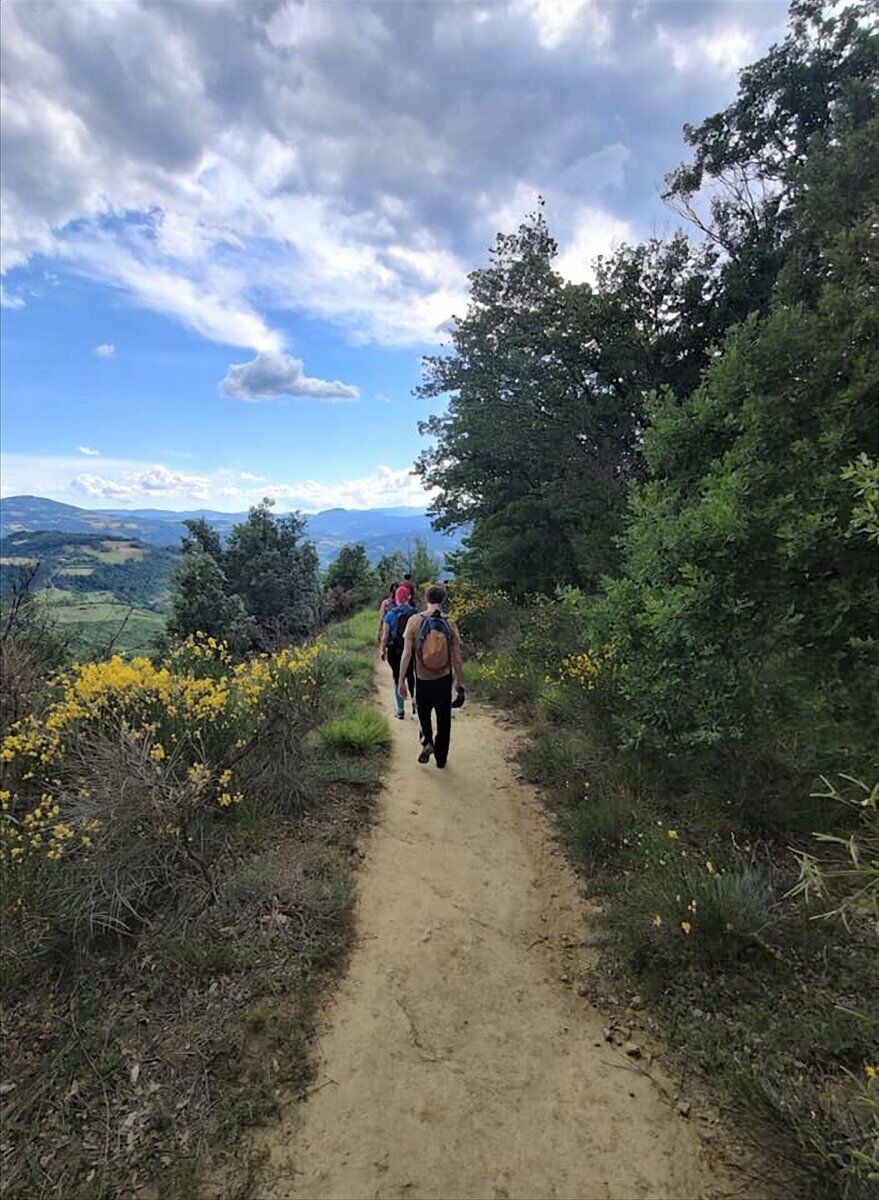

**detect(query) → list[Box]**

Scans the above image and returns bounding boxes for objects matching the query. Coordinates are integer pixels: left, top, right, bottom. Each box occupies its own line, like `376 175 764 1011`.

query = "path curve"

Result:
256 664 734 1200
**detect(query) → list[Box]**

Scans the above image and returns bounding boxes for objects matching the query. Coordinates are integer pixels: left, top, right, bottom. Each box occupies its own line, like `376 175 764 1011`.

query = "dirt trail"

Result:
256 665 737 1200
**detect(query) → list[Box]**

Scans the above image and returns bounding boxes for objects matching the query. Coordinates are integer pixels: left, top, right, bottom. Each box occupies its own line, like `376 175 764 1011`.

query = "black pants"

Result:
415 674 453 767
387 647 415 703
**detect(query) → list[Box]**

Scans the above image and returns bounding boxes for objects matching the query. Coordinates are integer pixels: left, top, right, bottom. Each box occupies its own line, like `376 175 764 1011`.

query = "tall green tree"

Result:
223 500 321 644
664 0 878 317
375 551 407 591
325 543 373 594
416 214 720 593
416 211 631 593
167 499 321 650
167 550 253 653
409 537 441 587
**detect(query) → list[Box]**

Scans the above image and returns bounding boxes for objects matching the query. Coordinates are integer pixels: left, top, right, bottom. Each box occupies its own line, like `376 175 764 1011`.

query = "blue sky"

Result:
1 0 789 512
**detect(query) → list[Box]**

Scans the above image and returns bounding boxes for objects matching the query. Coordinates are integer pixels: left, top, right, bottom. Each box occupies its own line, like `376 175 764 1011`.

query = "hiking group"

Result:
378 578 465 769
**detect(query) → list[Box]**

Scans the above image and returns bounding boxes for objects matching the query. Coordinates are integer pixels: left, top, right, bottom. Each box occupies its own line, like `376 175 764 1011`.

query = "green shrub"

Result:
318 704 389 753
560 787 638 865
466 650 542 706
610 825 782 973
323 647 373 697
525 728 593 791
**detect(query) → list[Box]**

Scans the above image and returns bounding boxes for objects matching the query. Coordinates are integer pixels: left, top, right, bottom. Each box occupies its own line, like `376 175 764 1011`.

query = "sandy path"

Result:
256 664 727 1200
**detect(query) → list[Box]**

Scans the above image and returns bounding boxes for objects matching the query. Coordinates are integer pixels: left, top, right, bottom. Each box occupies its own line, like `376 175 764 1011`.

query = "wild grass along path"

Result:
255 660 745 1200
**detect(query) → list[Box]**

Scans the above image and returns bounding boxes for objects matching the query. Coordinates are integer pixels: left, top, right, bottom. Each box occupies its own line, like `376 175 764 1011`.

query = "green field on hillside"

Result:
43 591 167 655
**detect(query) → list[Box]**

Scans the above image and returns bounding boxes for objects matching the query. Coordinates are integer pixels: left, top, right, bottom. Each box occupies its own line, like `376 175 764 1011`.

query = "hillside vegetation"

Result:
0 533 178 656
420 4 878 1193
0 608 387 1199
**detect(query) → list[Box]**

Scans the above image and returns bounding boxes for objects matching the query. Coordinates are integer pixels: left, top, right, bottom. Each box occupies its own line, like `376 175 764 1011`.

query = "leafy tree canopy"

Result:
168 499 321 649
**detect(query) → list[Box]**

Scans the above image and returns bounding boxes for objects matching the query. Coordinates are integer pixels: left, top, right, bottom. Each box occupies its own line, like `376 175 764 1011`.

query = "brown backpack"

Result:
416 614 452 672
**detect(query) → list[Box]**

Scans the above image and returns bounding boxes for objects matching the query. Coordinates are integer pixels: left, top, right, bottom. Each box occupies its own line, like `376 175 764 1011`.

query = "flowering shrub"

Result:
466 650 543 706
0 632 333 946
538 643 618 725
445 582 513 646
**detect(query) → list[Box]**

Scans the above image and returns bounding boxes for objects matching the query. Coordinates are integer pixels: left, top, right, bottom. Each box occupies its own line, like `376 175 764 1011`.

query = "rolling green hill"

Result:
0 532 178 654
0 496 466 565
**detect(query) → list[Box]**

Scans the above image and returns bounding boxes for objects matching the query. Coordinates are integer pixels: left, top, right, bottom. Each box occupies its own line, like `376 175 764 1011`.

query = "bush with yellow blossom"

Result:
0 631 334 950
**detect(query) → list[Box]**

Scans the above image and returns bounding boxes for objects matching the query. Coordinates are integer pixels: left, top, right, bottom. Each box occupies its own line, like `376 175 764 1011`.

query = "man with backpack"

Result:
380 585 419 719
398 584 464 768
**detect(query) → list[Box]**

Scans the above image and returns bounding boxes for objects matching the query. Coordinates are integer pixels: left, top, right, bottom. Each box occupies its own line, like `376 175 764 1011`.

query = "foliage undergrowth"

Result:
454 583 879 1198
0 610 387 1200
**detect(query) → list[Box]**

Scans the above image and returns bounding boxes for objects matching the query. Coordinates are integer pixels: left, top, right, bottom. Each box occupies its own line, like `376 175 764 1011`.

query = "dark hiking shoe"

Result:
418 743 434 764
395 709 405 720
435 760 447 769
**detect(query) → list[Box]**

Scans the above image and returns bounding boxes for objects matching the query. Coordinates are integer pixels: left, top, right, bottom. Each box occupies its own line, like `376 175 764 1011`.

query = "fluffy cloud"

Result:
93 342 114 357
77 445 100 456
219 352 359 403
1 453 430 512
262 465 432 511
521 0 610 51
556 207 636 285
657 25 757 76
73 463 211 501
0 0 790 349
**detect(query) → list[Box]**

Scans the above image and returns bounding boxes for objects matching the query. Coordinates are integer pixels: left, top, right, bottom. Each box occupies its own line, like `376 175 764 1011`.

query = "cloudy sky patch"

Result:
0 0 791 511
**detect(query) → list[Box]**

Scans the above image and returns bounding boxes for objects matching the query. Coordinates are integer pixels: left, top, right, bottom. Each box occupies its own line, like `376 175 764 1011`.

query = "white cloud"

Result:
556 207 635 285
63 233 284 353
93 342 114 357
72 473 137 500
1 452 431 513
522 0 610 50
0 0 788 350
77 445 100 456
657 25 755 76
73 463 211 501
261 465 432 511
219 352 359 403
0 284 26 309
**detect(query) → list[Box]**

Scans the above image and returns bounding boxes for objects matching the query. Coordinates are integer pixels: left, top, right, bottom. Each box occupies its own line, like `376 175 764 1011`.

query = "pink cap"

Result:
395 586 410 605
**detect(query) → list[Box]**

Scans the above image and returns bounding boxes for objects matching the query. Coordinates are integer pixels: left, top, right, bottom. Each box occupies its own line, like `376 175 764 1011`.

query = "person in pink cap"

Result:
379 584 418 719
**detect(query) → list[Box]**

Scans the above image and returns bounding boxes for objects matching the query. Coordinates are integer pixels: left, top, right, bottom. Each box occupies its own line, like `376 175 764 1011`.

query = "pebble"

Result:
676 1099 691 1118
623 1042 641 1058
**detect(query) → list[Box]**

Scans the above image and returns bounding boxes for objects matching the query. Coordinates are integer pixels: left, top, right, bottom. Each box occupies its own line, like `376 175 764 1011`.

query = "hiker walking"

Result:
380 585 419 720
376 581 399 644
398 584 464 768
400 572 418 606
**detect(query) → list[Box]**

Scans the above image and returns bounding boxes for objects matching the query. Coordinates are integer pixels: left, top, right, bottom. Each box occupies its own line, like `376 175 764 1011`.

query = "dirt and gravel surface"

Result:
254 665 760 1200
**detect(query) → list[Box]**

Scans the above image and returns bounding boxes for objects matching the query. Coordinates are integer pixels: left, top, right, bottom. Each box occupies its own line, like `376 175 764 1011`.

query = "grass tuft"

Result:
318 704 390 753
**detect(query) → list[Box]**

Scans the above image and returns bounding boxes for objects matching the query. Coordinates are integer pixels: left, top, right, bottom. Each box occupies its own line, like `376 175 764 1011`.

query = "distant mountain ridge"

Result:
0 495 463 565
